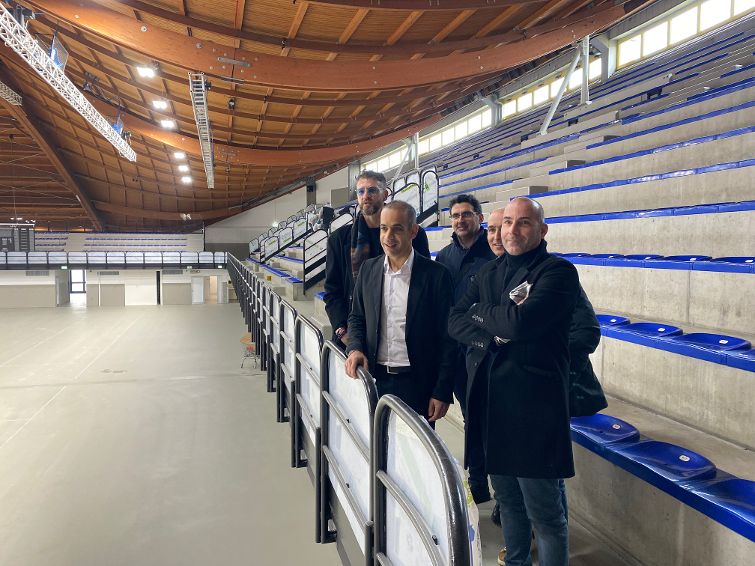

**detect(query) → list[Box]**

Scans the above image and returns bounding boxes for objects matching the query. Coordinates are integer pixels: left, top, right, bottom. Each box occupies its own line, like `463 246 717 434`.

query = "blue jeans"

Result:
490 475 568 566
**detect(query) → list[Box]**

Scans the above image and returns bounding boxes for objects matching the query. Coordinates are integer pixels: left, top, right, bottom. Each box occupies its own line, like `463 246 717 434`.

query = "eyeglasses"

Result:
450 210 477 220
356 186 381 196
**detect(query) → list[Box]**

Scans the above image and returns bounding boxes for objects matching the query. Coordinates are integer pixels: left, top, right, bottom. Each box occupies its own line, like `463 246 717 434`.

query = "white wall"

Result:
315 167 349 204
205 187 307 245
87 269 158 306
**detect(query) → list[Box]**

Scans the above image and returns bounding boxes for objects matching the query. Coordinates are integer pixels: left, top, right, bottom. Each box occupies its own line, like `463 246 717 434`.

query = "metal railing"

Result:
0 250 226 269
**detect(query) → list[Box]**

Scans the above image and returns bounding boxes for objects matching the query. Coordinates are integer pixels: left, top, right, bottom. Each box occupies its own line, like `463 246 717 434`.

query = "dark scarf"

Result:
350 212 373 281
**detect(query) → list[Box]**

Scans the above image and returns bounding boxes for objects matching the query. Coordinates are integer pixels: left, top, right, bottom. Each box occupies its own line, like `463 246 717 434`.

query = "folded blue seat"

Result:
711 256 754 264
690 478 755 540
725 349 755 372
561 252 592 257
624 254 664 260
315 291 326 300
571 414 640 445
612 440 717 482
662 255 712 261
591 253 625 258
669 333 750 351
597 314 630 325
623 322 683 337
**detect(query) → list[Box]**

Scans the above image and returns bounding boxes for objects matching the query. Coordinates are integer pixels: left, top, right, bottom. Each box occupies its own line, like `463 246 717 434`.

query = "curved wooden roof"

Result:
0 0 652 231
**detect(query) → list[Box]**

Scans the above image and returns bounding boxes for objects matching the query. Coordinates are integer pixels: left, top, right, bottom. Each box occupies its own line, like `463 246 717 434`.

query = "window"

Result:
418 139 429 155
516 92 533 112
568 68 582 90
388 151 402 168
441 127 454 146
481 108 492 128
533 84 550 105
642 21 669 56
70 269 86 293
589 58 602 79
454 121 468 139
618 35 642 66
670 7 698 44
502 100 516 117
467 113 482 133
700 0 732 30
429 133 442 151
734 0 755 14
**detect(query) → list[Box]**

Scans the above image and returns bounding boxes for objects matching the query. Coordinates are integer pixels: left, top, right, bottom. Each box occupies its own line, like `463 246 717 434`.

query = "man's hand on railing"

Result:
427 399 450 422
345 350 368 378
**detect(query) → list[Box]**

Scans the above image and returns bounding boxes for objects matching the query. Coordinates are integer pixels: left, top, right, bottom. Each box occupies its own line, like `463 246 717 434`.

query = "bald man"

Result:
449 197 579 566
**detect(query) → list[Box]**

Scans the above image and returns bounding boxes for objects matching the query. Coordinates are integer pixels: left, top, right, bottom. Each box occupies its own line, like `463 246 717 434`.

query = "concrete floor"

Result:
0 302 339 566
0 300 630 566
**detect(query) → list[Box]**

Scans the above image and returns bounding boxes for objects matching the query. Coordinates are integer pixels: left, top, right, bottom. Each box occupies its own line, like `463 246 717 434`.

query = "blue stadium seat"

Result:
597 314 630 326
669 333 751 351
711 256 755 264
691 478 755 539
662 255 713 261
561 252 592 257
570 414 640 445
612 440 717 482
315 291 326 300
623 322 683 337
624 254 664 260
591 253 625 258
724 349 755 373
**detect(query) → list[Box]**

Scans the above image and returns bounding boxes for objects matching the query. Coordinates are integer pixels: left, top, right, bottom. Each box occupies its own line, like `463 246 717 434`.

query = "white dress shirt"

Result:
376 249 414 367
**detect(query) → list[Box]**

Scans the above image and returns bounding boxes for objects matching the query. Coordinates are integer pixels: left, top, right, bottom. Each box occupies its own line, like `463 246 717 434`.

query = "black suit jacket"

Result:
347 253 456 404
448 243 579 478
323 222 430 333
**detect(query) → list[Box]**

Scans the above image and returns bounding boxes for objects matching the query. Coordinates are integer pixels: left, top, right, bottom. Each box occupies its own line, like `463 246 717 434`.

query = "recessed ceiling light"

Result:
136 66 156 78
178 164 189 172
181 176 192 184
160 119 176 129
174 151 186 159
152 99 168 110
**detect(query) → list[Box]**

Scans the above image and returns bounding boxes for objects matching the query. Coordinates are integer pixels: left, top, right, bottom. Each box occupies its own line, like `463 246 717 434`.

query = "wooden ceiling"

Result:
0 0 652 232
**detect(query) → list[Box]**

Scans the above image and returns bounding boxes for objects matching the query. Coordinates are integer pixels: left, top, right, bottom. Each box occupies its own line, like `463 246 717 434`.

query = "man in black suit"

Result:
345 200 455 424
323 171 430 349
449 197 579 566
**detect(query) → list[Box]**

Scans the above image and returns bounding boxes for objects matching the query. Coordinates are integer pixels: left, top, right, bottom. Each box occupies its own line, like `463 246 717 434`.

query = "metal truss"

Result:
0 78 22 105
0 4 136 161
188 72 215 189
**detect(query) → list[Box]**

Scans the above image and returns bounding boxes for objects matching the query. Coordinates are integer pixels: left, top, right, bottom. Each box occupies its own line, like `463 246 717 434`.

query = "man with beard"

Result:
449 197 579 566
436 193 495 504
323 170 430 348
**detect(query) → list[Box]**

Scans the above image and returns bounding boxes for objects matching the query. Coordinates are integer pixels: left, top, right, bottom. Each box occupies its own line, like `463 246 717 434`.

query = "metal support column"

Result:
580 35 591 106
539 45 581 136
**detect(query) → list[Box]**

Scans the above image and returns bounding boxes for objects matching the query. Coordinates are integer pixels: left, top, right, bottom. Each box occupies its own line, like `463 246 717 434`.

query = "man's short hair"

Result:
448 193 482 214
356 170 387 190
383 200 417 226
510 196 545 223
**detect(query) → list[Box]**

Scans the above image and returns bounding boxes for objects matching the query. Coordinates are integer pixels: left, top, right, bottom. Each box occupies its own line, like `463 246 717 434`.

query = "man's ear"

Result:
410 223 419 240
541 222 549 237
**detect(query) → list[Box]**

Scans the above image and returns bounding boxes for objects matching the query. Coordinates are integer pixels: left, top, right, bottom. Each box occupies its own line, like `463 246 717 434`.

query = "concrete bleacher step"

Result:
530 160 754 218
572 259 754 338
546 203 754 258
568 396 755 566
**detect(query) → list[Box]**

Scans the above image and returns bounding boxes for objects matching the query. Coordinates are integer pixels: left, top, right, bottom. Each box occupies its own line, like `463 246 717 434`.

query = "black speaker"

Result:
306 177 316 193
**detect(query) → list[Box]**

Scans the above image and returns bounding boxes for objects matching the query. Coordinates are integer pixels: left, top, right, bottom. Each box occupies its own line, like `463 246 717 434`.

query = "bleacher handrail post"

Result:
372 395 471 566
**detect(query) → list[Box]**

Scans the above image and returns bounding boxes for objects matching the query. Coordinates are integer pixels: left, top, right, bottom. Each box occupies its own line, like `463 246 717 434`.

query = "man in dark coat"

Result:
435 193 495 503
323 170 430 349
345 201 455 424
448 197 578 566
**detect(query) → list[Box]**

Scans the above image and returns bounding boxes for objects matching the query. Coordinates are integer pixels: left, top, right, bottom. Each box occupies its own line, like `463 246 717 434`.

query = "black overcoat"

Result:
448 244 579 478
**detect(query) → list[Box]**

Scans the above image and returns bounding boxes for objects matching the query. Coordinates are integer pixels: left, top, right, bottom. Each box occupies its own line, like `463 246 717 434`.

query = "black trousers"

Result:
373 365 434 429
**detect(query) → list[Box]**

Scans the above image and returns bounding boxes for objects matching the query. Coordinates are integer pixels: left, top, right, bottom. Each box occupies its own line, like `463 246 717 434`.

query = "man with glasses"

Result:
436 194 495 504
324 170 430 349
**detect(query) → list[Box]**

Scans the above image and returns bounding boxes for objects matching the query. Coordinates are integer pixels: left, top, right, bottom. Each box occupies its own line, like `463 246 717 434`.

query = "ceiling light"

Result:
174 151 186 159
137 66 156 78
177 164 189 172
160 119 176 129
181 176 192 184
152 99 168 110
188 72 215 189
0 5 136 161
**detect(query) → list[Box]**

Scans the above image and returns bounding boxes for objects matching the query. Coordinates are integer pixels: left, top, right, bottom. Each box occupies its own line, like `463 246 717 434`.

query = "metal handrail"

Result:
372 395 470 566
